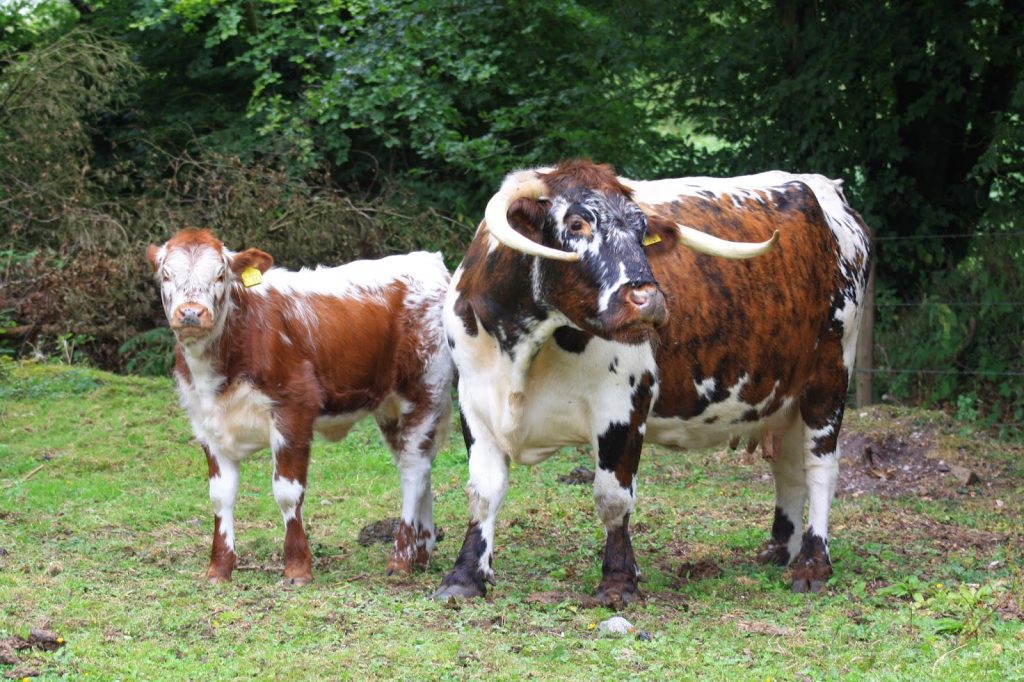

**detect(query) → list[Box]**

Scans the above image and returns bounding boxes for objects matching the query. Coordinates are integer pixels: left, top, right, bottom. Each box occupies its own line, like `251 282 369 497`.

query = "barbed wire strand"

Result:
874 231 1024 242
855 368 1024 377
875 301 1024 308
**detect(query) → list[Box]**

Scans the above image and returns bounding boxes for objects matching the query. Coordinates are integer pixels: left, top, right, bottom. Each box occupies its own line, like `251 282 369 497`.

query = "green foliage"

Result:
82 0 671 201
0 0 1020 429
652 1 1023 290
874 229 1024 439
880 576 1005 640
0 28 141 250
118 327 175 376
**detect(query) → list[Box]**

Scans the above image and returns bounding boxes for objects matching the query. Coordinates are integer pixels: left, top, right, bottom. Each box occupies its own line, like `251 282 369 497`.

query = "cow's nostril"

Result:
630 289 651 307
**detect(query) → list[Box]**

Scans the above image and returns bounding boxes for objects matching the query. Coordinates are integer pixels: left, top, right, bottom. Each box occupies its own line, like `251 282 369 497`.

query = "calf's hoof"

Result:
755 539 790 566
206 565 234 584
282 575 313 587
282 565 313 586
386 557 414 577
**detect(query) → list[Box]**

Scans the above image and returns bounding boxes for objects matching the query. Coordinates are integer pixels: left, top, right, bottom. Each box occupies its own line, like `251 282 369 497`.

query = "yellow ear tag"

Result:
240 267 263 288
642 234 662 247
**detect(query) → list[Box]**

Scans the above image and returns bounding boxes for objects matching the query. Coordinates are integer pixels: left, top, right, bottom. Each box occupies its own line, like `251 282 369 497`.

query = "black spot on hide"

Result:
553 326 591 354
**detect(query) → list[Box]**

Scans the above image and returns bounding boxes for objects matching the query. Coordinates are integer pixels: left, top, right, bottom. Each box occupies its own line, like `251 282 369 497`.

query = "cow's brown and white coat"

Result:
434 161 871 604
148 229 453 584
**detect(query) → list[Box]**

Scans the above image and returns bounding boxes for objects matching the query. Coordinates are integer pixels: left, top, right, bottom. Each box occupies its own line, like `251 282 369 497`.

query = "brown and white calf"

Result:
147 229 453 584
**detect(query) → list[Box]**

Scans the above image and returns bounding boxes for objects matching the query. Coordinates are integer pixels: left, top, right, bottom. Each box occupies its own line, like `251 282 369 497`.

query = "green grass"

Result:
1 361 1022 680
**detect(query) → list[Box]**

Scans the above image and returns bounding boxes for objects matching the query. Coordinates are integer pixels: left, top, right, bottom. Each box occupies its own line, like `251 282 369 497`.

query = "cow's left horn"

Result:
484 173 581 262
676 224 780 259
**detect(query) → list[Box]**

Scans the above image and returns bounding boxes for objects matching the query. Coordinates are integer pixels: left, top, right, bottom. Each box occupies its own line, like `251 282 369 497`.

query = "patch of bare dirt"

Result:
0 629 64 676
838 426 1002 499
356 518 445 546
558 466 595 485
674 559 722 586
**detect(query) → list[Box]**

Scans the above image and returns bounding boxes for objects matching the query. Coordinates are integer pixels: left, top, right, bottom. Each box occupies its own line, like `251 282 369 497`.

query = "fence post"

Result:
855 260 876 407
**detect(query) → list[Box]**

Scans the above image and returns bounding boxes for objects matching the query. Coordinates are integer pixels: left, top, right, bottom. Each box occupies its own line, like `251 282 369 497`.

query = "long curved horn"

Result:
484 173 581 262
676 224 780 259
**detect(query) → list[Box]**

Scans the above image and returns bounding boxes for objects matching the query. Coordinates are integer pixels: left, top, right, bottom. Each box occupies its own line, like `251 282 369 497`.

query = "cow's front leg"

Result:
593 371 654 609
205 445 239 583
272 426 314 586
432 415 508 599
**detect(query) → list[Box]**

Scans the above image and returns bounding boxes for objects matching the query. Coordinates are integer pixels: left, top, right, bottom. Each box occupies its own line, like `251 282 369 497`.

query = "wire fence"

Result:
854 230 1023 405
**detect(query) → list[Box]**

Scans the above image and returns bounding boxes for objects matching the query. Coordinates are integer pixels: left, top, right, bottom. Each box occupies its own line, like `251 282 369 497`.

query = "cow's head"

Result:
146 229 273 347
485 161 778 344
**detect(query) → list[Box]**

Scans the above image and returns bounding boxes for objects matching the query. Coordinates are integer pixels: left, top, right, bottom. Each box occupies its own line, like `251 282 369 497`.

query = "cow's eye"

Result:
215 271 226 284
568 218 590 234
162 270 172 282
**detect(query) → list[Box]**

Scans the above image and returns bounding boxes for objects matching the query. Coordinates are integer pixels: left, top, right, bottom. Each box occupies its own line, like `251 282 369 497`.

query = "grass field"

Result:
1 361 1022 680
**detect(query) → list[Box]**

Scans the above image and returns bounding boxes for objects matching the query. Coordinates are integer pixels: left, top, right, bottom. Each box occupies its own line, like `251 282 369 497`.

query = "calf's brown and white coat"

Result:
148 229 453 584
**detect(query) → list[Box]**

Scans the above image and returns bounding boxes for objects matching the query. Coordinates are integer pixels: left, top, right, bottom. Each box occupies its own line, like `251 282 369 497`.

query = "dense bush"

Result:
0 30 467 373
0 3 1020 430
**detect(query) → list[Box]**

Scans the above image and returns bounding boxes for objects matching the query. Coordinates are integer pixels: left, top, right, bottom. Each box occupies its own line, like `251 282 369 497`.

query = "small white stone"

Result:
598 616 635 636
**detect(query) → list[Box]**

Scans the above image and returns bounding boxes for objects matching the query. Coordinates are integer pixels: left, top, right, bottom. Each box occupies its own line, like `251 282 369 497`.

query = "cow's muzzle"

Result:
170 303 214 339
599 283 667 343
626 284 667 327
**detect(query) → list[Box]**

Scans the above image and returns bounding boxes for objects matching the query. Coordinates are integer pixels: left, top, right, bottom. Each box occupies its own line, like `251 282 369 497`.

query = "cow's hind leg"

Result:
205 445 239 583
789 358 848 593
432 412 507 599
758 425 806 567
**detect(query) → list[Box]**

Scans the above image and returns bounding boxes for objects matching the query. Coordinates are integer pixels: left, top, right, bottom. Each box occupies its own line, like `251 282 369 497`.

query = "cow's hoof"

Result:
430 582 485 601
596 582 640 611
206 575 231 585
791 577 826 594
282 575 313 587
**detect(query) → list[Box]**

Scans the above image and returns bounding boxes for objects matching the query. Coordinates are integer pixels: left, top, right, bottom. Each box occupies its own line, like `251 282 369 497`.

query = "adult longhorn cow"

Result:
433 160 872 604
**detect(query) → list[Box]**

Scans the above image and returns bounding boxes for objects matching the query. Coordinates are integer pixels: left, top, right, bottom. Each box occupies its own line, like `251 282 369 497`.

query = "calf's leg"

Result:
204 445 239 583
377 395 449 575
271 426 314 586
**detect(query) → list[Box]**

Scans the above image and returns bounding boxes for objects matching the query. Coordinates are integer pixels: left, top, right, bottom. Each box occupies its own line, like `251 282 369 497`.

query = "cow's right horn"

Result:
484 173 581 262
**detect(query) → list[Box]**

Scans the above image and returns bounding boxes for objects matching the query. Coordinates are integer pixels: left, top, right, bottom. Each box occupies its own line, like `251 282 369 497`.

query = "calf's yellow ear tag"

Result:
642 233 662 247
240 267 263 288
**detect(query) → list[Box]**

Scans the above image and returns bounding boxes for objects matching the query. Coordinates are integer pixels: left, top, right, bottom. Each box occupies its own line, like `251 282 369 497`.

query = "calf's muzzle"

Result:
171 303 214 337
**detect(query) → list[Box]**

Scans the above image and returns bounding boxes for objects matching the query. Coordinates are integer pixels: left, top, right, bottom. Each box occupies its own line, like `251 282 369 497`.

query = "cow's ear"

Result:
230 248 274 275
146 244 162 271
643 214 680 252
507 197 549 239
